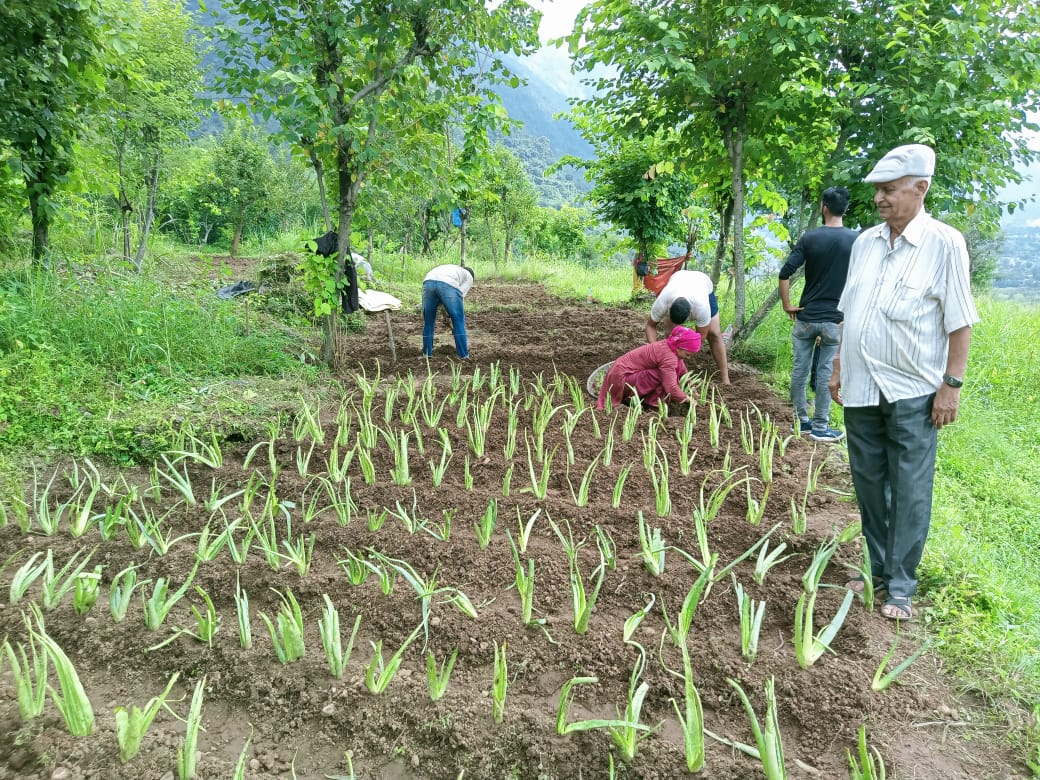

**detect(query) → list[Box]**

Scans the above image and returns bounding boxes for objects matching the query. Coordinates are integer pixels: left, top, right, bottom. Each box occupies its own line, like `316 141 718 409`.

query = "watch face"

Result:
944 375 963 388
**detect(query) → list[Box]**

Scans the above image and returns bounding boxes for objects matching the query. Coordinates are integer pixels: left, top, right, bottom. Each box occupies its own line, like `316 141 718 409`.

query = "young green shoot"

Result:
609 646 657 762
853 537 877 611
34 613 94 736
745 479 770 526
555 675 651 738
602 418 616 466
647 446 672 518
429 435 453 487
637 511 666 577
356 444 376 486
507 531 536 625
594 524 617 571
662 563 715 647
382 428 412 486
790 494 808 535
109 565 147 623
154 455 197 505
567 451 601 507
623 593 656 643
234 576 252 649
337 547 371 586
3 611 48 720
726 676 786 779
794 588 856 669
670 644 705 773
319 594 361 679
513 507 541 554
72 565 102 615
115 672 180 763
142 562 200 631
503 399 521 460
426 647 459 701
280 528 316 577
492 640 508 723
9 551 48 604
621 398 641 442
365 624 422 694
754 536 793 586
475 497 498 549
259 588 306 664
734 578 766 664
41 547 98 612
802 535 842 594
872 628 931 692
847 723 887 780
552 520 606 635
611 462 634 509
177 676 206 780
524 439 556 500
189 586 220 645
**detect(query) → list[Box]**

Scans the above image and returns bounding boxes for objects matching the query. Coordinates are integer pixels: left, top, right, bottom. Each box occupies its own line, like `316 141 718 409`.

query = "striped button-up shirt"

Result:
838 210 979 407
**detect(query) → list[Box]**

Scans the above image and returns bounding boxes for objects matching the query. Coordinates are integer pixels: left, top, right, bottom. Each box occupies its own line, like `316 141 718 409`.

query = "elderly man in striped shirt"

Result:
829 144 979 621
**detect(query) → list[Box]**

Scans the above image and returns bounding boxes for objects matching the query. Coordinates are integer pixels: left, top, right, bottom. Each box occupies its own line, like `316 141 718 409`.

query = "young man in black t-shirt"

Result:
778 186 859 442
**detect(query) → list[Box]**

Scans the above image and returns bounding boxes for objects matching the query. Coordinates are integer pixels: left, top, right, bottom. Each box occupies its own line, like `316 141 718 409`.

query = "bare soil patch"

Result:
0 280 1027 779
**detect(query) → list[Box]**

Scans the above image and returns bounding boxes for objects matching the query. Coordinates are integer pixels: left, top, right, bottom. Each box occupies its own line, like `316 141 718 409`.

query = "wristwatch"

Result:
942 373 964 388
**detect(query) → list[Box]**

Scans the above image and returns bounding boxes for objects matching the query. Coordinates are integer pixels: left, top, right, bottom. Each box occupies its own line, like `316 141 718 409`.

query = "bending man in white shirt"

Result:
644 269 730 384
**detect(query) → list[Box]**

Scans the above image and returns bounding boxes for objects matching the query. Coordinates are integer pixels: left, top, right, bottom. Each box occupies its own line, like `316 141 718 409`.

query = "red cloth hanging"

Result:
638 255 689 296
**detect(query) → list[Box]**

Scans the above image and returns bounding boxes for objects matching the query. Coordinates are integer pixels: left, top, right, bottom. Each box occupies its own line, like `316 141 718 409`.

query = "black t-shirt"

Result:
778 226 859 323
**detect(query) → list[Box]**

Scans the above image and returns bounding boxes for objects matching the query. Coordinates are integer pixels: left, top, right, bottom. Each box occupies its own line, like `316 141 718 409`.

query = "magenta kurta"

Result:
596 340 688 410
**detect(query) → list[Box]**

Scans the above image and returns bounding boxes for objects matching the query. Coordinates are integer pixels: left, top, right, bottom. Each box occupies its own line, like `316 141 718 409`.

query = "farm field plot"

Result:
0 280 1025 779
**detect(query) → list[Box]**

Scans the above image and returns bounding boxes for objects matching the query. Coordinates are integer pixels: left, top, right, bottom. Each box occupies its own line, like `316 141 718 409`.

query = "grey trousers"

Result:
845 394 937 598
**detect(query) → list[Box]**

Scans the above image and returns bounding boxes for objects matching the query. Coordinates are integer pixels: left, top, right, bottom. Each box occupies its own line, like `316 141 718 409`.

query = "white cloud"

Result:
529 0 588 42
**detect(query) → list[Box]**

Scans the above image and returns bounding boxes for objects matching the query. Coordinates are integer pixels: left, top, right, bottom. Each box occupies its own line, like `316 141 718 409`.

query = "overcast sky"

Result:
528 0 587 42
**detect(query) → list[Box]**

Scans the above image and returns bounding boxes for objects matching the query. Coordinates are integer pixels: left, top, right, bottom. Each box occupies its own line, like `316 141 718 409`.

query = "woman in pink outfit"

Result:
596 327 702 410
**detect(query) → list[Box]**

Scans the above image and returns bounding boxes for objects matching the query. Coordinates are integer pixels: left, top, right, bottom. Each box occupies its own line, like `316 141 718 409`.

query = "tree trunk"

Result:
726 125 747 328
231 215 244 257
307 143 331 232
322 136 363 366
734 266 802 346
28 185 50 267
711 195 733 286
460 209 468 265
120 196 132 262
133 160 160 272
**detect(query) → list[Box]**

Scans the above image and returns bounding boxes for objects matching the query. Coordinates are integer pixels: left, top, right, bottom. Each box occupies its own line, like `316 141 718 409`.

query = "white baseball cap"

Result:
864 144 935 183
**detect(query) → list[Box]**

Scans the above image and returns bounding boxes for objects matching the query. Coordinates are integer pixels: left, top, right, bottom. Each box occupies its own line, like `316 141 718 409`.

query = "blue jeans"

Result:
422 280 468 358
845 394 937 597
791 319 840 431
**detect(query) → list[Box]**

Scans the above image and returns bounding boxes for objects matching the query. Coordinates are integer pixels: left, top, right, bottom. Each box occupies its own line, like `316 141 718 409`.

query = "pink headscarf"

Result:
667 326 702 354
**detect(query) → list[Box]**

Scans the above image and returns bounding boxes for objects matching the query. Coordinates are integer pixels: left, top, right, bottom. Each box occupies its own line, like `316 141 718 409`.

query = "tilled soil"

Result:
0 279 1026 779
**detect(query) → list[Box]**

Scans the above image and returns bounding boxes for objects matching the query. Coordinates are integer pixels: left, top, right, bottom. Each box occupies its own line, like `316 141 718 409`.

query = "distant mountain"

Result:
495 52 594 207
185 0 592 207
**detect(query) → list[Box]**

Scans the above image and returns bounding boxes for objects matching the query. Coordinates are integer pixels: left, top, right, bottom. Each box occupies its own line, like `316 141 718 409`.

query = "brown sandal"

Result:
880 596 916 621
846 575 886 595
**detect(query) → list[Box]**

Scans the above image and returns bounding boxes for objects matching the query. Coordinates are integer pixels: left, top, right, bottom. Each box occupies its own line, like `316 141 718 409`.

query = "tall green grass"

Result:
0 267 317 462
923 298 1040 702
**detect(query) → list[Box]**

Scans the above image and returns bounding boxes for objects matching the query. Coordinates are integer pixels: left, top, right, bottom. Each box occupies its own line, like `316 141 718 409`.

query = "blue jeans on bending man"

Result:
791 320 840 434
422 280 469 358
